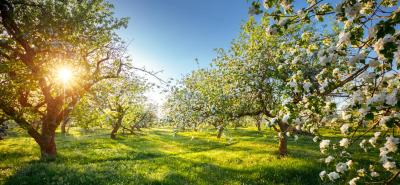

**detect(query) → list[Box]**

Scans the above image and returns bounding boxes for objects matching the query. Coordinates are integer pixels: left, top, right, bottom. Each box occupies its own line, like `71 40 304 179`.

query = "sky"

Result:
107 0 252 106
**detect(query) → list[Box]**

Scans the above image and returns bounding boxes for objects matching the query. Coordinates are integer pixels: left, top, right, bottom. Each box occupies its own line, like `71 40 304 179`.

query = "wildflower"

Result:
357 169 365 176
336 162 348 173
339 138 350 148
346 160 353 169
313 136 319 143
383 161 396 171
370 172 379 177
325 156 335 164
319 170 326 180
327 172 340 181
349 177 360 185
359 139 367 152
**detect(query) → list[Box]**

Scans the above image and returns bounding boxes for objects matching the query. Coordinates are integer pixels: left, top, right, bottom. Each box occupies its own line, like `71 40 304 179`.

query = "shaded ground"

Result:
1 127 329 185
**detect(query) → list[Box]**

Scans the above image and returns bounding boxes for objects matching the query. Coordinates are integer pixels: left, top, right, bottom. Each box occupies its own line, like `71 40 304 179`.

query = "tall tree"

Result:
0 0 128 160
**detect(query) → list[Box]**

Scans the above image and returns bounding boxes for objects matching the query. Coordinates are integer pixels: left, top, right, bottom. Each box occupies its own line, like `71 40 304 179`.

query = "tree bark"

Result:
278 122 289 156
255 115 262 132
110 116 123 139
278 134 287 156
60 117 70 135
217 126 224 138
38 133 57 161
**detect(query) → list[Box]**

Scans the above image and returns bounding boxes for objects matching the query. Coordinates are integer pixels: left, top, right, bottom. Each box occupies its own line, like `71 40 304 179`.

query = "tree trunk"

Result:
278 122 289 156
110 116 123 139
278 134 287 156
217 126 224 138
60 117 70 135
255 115 262 132
39 133 57 161
110 125 120 139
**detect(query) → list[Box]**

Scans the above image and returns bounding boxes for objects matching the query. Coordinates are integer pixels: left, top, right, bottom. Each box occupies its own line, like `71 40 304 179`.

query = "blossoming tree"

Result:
250 0 400 184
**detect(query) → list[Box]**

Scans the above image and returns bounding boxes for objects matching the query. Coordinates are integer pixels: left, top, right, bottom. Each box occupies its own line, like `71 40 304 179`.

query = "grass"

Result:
1 126 395 185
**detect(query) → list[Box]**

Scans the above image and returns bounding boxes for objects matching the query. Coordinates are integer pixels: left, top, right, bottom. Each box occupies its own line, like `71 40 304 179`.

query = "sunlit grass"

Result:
1 127 330 185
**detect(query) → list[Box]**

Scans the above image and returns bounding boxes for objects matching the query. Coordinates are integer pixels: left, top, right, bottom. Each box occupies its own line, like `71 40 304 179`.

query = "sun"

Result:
57 67 73 84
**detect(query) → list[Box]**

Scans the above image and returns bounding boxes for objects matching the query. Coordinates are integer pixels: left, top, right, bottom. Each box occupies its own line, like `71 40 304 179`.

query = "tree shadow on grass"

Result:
3 128 325 185
148 156 323 185
3 160 158 185
4 155 323 185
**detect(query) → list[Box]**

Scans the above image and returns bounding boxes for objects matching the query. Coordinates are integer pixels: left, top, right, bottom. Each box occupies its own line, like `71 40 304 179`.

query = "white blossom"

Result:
369 137 378 147
345 3 360 18
346 160 353 169
383 161 396 171
320 55 330 65
320 140 330 153
336 162 348 173
394 50 400 64
337 32 351 47
340 124 350 135
303 81 312 93
327 172 340 181
384 136 399 153
282 113 290 123
339 138 350 148
278 18 289 26
383 34 394 43
373 38 384 53
368 26 378 38
325 155 335 163
349 177 360 185
385 89 398 106
370 171 379 177
319 170 326 180
379 116 391 129
332 68 340 77
266 26 278 35
359 139 367 151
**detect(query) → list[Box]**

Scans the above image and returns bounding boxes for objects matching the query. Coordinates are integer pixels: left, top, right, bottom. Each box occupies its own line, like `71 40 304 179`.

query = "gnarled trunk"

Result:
217 126 224 138
110 116 123 139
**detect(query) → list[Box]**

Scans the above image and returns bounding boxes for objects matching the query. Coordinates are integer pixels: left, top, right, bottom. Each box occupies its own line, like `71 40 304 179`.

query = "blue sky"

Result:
107 0 252 104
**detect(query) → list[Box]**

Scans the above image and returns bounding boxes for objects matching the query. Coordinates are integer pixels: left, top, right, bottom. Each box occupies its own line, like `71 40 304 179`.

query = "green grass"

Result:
0 127 348 185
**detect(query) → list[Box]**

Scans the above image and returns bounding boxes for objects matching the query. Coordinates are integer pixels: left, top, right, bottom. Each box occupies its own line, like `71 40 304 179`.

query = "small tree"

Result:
91 76 147 139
